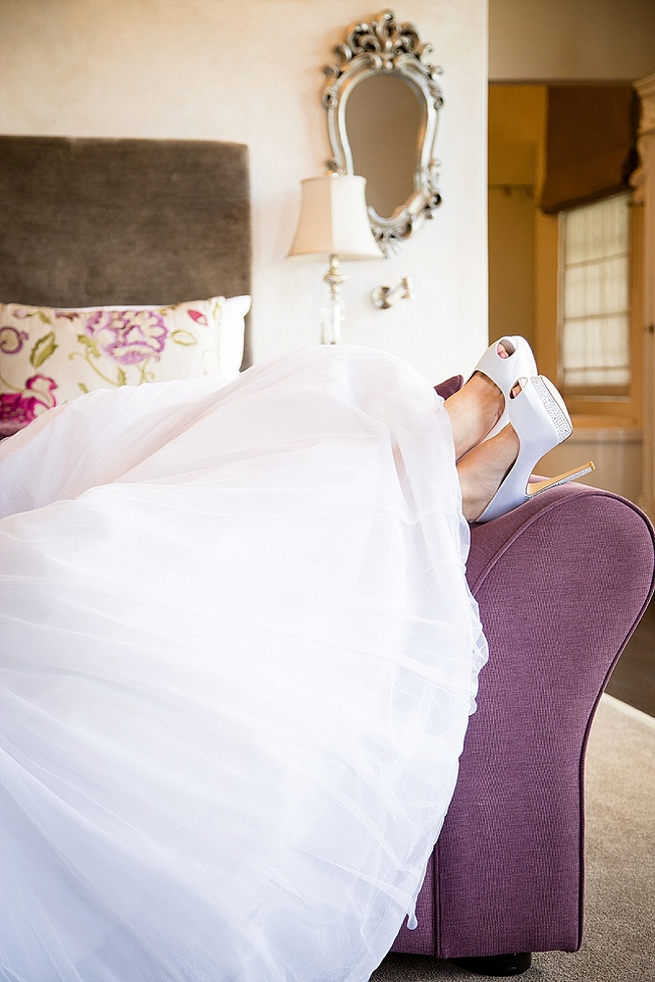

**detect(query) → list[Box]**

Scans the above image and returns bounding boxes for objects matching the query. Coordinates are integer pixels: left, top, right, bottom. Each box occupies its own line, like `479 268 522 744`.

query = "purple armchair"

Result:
391 379 655 975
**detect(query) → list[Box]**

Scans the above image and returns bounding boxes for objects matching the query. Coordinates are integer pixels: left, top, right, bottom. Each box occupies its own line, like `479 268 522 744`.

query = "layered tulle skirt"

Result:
0 346 487 981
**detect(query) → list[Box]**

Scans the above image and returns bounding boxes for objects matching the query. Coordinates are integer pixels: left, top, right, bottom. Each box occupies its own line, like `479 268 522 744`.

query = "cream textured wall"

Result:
0 0 489 384
489 0 655 81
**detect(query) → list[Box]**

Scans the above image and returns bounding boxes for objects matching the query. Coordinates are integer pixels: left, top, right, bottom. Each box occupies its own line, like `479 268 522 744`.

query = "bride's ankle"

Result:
456 426 520 521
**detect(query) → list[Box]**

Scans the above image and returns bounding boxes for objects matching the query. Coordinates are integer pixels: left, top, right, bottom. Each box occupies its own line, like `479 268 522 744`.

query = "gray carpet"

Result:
372 694 655 981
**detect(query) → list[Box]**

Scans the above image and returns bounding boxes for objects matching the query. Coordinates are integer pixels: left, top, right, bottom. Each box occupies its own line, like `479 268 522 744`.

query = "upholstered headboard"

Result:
0 135 252 361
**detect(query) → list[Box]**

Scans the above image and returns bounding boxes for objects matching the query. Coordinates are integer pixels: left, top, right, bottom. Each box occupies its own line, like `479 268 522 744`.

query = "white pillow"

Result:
0 295 250 435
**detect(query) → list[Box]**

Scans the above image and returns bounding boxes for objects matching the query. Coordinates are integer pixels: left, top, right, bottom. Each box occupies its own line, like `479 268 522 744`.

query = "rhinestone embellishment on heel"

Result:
531 376 572 442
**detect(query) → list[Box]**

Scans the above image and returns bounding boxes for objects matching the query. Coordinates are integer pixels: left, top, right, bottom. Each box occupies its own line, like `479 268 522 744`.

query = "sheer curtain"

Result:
559 192 631 390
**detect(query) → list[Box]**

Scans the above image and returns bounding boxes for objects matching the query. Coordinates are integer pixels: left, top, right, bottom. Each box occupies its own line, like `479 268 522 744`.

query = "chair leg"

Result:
453 952 532 976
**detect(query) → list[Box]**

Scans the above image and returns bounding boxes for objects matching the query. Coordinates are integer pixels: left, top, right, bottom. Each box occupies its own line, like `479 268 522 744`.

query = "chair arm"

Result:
432 483 655 959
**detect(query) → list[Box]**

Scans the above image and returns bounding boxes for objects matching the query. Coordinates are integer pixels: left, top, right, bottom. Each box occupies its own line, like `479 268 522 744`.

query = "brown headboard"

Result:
0 135 252 359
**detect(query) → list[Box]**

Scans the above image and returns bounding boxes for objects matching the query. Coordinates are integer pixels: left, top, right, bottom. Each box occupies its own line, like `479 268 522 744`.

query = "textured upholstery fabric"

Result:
392 482 655 959
435 375 465 401
0 136 252 363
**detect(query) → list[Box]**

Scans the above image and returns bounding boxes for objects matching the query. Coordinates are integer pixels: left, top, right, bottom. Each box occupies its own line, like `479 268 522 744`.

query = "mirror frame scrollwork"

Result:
322 9 444 257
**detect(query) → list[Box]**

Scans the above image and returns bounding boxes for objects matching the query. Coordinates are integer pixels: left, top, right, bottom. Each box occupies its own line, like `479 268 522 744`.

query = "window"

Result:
489 82 643 427
558 192 631 394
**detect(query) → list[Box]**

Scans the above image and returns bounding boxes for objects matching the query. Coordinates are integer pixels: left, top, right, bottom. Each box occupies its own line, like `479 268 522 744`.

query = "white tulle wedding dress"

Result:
0 345 487 982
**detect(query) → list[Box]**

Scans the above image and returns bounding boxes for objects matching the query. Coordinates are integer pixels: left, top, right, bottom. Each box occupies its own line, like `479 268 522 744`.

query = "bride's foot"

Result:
445 335 537 460
470 335 537 442
444 340 522 460
458 376 595 523
457 424 520 521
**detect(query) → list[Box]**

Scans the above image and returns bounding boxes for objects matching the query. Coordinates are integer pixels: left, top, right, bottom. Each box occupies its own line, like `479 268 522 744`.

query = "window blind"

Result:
539 86 639 215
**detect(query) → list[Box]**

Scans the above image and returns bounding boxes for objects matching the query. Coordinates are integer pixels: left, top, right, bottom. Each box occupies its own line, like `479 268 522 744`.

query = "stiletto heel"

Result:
476 375 595 523
527 462 596 496
472 336 537 440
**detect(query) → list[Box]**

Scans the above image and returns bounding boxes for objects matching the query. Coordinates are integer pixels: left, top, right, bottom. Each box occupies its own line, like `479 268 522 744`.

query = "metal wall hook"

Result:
371 276 415 310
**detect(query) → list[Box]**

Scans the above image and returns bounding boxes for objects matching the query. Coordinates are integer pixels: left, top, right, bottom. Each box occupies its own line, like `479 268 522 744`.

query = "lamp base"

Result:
320 295 345 345
321 255 346 345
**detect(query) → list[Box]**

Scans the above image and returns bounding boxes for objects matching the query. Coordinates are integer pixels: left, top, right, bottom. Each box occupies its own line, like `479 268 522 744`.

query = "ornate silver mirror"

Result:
323 9 443 257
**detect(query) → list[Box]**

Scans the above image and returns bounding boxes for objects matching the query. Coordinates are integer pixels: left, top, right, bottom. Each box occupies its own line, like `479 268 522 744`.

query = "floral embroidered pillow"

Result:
0 295 250 435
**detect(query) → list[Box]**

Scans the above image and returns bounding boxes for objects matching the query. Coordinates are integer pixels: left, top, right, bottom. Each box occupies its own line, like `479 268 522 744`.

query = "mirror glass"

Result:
323 9 443 256
345 74 425 220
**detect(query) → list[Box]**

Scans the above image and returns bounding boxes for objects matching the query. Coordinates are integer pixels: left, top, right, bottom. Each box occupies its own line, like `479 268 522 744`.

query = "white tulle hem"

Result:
0 346 487 981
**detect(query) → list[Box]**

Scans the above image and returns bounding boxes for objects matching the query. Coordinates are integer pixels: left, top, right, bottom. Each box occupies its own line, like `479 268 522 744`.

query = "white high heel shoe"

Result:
476 375 595 523
473 336 537 440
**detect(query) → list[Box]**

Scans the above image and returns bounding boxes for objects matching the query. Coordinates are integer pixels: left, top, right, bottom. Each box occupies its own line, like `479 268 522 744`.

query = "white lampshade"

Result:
288 173 382 261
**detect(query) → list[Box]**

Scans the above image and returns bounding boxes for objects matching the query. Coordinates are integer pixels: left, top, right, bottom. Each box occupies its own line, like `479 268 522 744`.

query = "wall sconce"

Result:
288 173 381 344
370 276 415 309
